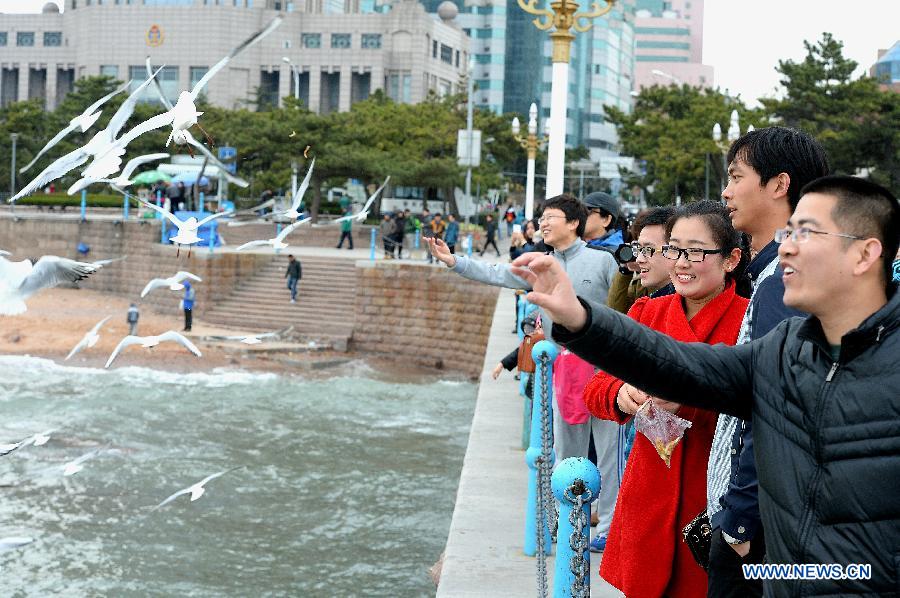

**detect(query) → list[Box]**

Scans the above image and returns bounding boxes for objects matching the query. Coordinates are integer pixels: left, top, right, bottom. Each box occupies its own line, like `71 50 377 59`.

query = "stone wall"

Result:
352 261 500 378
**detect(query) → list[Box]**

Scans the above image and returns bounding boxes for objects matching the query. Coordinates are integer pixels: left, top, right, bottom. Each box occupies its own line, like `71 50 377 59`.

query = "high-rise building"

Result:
871 41 900 93
633 0 712 89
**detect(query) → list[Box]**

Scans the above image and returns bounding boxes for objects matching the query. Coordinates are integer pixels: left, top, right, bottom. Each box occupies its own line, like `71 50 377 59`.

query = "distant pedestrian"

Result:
336 207 354 249
504 203 516 238
421 208 435 262
285 254 302 303
381 214 396 259
393 211 407 258
181 280 195 332
127 303 139 336
480 214 501 257
444 213 460 254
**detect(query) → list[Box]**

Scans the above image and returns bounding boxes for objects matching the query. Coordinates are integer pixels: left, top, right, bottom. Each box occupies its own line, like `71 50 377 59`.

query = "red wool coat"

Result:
583 284 749 598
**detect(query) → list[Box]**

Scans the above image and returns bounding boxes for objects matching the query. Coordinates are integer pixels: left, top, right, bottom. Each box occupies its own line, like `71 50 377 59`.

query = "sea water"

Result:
0 356 476 597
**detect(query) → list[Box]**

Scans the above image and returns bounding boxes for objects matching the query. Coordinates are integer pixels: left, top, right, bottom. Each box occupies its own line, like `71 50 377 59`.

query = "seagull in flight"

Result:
63 445 107 476
277 158 314 221
0 430 55 457
235 217 311 252
0 537 34 553
140 271 201 298
65 316 111 361
9 67 171 203
152 467 242 511
19 79 131 174
136 199 232 256
90 153 170 188
333 177 390 224
0 254 100 316
105 331 201 369
207 331 281 345
92 255 127 267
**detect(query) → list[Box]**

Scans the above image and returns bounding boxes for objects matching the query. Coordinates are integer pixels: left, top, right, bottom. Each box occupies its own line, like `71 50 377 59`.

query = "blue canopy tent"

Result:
171 173 211 186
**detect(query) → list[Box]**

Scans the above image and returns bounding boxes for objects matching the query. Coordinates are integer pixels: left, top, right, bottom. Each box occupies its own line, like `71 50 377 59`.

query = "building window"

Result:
361 33 381 49
302 33 321 48
0 33 6 47
190 67 208 91
129 65 178 103
44 32 62 47
455 50 460 67
17 32 35 47
100 65 119 78
386 72 412 104
71 0 76 7
440 43 453 64
331 34 351 49
432 40 438 58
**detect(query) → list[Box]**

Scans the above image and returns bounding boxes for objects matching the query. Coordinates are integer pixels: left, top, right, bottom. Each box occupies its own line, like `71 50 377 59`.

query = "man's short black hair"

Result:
542 194 587 239
800 175 900 285
727 126 830 211
632 206 676 237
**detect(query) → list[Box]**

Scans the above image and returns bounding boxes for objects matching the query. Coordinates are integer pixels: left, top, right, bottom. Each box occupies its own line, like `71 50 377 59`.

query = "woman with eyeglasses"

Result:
581 200 751 598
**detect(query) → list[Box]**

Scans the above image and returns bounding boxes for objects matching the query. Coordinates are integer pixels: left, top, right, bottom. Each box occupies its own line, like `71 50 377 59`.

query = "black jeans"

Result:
337 231 353 249
481 238 500 256
184 309 193 331
707 527 765 598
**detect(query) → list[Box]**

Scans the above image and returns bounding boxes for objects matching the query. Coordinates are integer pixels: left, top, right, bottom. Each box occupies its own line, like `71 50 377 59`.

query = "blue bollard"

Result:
80 189 87 222
466 232 473 256
208 220 215 255
552 457 601 597
123 191 129 220
414 229 420 249
370 227 376 261
525 339 559 556
275 223 282 255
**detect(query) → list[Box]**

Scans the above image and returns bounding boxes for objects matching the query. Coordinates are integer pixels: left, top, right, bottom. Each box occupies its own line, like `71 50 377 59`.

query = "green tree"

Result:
606 85 765 205
761 33 900 189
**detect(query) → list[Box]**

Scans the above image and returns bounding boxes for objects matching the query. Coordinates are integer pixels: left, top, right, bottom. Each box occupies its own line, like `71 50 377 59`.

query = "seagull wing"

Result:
275 217 311 243
18 256 99 300
140 277 168 298
145 56 175 111
171 271 202 285
152 486 193 510
65 333 90 361
196 210 233 228
118 153 170 181
197 467 241 488
92 255 127 267
82 79 134 119
138 198 184 229
190 16 284 99
10 148 89 203
235 240 270 252
0 537 34 552
18 122 80 174
114 112 176 150
359 176 391 214
181 133 249 188
105 335 143 368
157 331 202 358
288 157 315 212
104 66 167 141
88 315 112 337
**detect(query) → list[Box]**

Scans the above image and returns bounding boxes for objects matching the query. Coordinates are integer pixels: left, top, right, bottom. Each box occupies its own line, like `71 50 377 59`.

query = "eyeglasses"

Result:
538 214 566 225
631 243 663 259
774 227 864 244
661 245 726 263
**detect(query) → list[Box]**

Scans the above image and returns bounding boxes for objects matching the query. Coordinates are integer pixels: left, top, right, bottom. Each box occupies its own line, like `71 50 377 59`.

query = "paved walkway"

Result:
438 288 623 597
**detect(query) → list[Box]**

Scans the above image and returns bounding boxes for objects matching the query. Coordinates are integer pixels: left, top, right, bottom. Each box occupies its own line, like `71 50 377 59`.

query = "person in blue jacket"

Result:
181 280 196 332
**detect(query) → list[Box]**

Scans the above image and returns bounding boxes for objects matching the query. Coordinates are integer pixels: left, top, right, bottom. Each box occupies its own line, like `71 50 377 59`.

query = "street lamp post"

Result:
517 0 616 198
712 109 743 194
512 103 548 220
282 57 300 101
464 56 475 221
10 133 18 200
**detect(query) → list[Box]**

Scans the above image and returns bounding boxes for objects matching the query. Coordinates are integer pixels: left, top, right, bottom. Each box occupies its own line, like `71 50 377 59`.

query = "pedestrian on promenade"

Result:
512 175 900 598
127 303 139 336
582 201 750 595
285 254 302 303
381 213 396 259
421 208 435 262
403 209 417 258
504 203 517 238
706 126 828 598
429 213 446 264
425 194 622 544
393 211 407 258
181 280 195 332
444 213 460 254
480 214 501 257
583 192 624 251
336 207 354 249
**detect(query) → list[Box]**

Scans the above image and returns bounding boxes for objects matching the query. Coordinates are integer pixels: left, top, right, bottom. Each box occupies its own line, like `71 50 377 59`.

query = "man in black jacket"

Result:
285 254 302 303
511 175 900 597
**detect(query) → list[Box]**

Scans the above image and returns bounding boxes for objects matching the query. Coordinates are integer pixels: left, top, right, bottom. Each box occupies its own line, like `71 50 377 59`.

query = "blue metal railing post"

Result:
524 339 558 556
466 233 473 256
370 227 376 261
551 457 601 597
123 191 129 220
208 220 215 255
80 189 87 222
275 223 282 255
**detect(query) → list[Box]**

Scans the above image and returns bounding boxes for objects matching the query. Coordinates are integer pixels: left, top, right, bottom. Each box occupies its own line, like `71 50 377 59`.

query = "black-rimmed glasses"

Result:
630 243 663 259
661 245 726 263
774 227 864 244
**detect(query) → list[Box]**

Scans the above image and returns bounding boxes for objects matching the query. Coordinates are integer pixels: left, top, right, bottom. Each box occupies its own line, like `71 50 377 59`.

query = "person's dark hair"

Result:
800 175 900 285
726 126 830 211
542 194 587 239
288 254 294 258
632 206 676 239
665 200 752 297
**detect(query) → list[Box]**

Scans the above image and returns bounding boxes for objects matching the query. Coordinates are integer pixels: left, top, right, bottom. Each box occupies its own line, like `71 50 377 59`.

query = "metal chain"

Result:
534 452 549 598
538 353 558 541
565 481 593 598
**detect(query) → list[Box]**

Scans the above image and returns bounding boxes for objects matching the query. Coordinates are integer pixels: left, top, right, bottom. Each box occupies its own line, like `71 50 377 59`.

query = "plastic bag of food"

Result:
633 400 692 467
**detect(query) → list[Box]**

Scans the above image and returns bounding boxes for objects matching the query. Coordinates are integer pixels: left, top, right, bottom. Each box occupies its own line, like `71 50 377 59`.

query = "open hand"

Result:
510 253 587 331
491 362 503 380
424 237 456 267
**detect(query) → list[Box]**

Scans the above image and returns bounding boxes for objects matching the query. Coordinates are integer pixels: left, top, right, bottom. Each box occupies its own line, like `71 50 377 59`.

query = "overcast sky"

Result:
3 0 898 105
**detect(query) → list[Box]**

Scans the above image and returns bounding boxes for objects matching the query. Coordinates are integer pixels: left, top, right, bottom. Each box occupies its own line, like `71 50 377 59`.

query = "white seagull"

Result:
137 199 232 256
0 537 34 553
235 217 311 252
105 331 202 369
0 254 100 316
92 255 127 267
10 67 171 203
63 446 107 476
146 16 282 149
92 153 170 188
19 79 131 173
65 316 112 361
208 331 281 345
0 429 55 456
333 176 391 223
152 467 242 511
277 158 315 221
140 271 202 298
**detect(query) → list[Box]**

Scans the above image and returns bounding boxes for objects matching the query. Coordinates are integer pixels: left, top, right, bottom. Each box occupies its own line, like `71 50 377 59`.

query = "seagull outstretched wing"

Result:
65 316 111 360
196 210 233 228
274 217 312 243
156 331 202 358
18 256 100 300
152 467 241 510
287 158 315 213
105 335 144 368
138 198 185 229
235 240 271 252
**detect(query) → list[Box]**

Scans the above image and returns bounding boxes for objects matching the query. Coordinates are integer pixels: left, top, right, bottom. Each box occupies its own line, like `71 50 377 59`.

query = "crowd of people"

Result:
424 126 900 597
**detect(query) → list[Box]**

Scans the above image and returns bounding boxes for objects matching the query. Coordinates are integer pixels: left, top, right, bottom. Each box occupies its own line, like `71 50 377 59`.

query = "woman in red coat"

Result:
584 201 750 598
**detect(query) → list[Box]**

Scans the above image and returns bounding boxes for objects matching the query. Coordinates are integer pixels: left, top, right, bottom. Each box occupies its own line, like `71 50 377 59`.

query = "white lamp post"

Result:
282 56 300 101
713 110 742 193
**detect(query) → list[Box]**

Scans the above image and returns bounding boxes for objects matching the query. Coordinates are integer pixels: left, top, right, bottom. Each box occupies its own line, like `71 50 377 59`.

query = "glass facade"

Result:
503 0 544 116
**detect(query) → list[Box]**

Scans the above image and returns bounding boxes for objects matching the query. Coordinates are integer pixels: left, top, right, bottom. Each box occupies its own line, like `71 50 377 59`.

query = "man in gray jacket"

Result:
426 193 621 547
